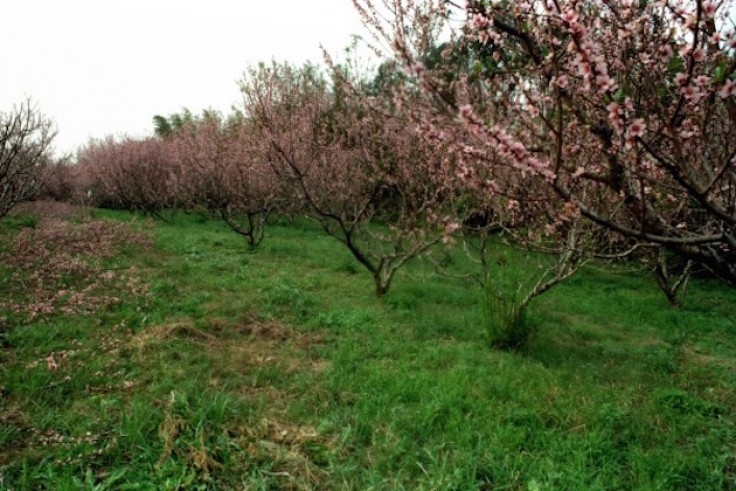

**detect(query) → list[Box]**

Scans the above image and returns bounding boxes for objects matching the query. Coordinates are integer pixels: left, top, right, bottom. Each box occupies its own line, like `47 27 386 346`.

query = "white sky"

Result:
1 0 367 157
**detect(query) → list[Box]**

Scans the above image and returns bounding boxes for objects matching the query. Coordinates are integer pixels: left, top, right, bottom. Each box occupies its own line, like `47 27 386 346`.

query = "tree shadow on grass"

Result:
517 312 683 384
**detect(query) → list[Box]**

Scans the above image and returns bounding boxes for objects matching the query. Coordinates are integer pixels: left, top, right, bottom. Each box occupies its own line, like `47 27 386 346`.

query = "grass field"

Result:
1 206 735 490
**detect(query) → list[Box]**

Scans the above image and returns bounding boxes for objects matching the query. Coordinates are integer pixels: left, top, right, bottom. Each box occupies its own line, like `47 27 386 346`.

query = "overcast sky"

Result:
1 0 367 156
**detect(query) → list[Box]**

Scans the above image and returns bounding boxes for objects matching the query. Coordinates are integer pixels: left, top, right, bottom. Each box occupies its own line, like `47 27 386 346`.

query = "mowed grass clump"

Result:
1 208 735 489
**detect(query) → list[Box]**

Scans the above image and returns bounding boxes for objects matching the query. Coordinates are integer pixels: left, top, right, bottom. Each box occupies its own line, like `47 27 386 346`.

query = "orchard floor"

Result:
1 205 735 490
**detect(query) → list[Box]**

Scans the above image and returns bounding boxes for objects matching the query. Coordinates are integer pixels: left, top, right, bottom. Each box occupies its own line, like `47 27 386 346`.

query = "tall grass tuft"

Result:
481 272 534 349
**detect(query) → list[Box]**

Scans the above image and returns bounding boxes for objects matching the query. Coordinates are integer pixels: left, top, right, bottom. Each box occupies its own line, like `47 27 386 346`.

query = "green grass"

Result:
1 209 735 489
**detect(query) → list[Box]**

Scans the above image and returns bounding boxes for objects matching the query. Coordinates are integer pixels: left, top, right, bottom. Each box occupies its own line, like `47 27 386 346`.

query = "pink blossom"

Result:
458 104 475 121
623 97 634 113
681 85 699 100
607 102 623 132
553 75 569 89
727 32 736 50
719 80 736 99
470 13 491 30
702 1 717 18
561 9 579 24
693 75 710 87
628 119 646 138
596 74 617 93
659 44 673 62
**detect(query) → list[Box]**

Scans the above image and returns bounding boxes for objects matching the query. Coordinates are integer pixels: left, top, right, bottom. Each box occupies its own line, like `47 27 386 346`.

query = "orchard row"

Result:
4 0 736 302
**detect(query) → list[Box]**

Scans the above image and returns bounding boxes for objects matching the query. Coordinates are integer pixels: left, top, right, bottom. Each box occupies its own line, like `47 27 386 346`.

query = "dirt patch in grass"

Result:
131 316 330 376
130 322 219 350
214 317 330 377
233 417 331 489
235 320 293 341
681 345 736 370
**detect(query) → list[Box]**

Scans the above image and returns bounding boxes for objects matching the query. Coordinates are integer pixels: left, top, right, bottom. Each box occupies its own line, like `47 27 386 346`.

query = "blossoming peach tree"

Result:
76 136 178 217
168 111 285 248
353 0 736 288
240 62 457 296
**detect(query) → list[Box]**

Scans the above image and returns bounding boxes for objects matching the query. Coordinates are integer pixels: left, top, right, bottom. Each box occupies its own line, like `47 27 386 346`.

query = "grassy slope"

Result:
1 209 735 490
